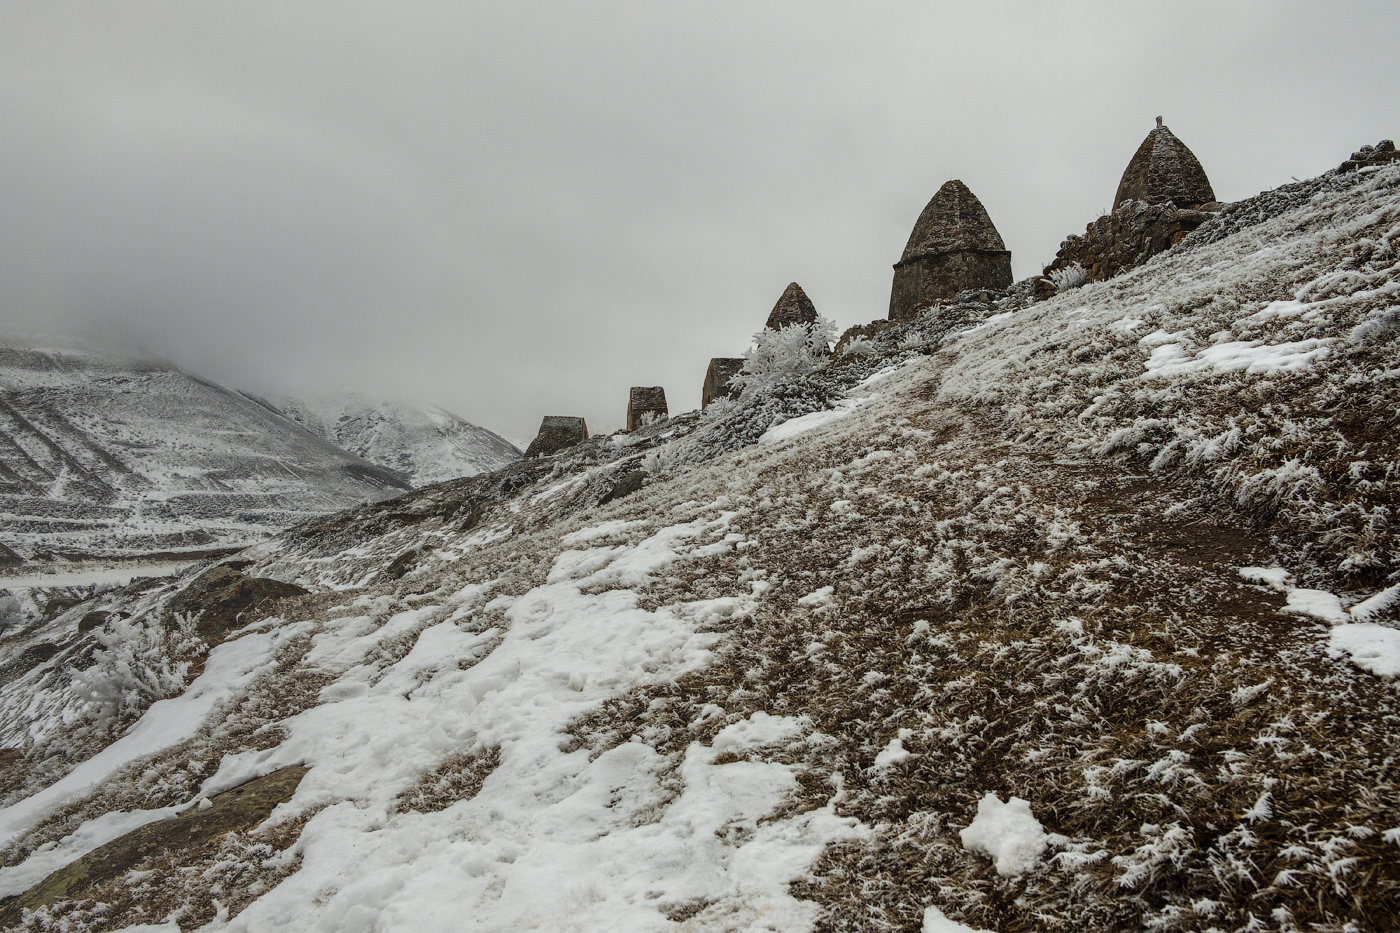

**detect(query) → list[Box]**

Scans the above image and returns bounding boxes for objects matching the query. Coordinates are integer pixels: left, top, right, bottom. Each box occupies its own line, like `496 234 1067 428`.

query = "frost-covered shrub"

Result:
0 590 22 633
840 336 875 358
70 613 202 729
641 443 683 476
699 396 736 422
1049 262 1088 291
730 317 838 398
1349 306 1400 345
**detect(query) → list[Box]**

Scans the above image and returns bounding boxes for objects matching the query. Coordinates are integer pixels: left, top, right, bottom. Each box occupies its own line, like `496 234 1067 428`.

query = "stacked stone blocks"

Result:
523 416 588 459
888 179 1012 321
626 387 668 431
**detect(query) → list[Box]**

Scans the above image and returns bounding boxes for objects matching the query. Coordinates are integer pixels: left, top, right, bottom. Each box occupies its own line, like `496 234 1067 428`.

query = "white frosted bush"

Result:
730 317 838 398
71 613 201 728
840 336 875 357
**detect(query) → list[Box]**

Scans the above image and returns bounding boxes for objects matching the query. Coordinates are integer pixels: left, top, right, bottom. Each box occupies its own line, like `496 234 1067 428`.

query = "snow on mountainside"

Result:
0 342 410 563
2 162 1400 932
256 391 520 487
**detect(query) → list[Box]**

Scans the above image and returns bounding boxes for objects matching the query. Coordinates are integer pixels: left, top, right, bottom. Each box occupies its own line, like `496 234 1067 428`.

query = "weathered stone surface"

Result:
384 548 424 580
599 469 647 505
1043 197 1221 286
523 416 588 459
0 766 308 924
765 282 818 330
0 543 23 566
1044 199 1176 283
889 180 1012 321
77 610 111 633
702 358 744 408
626 387 668 432
1114 118 1216 210
166 565 308 640
1340 139 1399 173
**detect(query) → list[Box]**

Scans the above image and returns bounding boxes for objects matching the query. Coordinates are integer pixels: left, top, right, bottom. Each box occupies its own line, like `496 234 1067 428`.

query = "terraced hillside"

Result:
0 343 410 563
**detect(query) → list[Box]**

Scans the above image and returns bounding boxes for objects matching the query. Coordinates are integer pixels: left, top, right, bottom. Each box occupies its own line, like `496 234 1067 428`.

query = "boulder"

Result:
166 564 308 639
599 469 647 505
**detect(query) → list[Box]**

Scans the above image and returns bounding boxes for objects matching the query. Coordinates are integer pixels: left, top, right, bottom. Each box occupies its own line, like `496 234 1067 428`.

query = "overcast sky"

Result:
2 2 1397 444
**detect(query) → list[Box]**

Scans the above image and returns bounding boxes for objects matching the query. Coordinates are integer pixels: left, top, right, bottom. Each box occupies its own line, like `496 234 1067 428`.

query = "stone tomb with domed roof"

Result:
1043 118 1222 286
888 179 1013 321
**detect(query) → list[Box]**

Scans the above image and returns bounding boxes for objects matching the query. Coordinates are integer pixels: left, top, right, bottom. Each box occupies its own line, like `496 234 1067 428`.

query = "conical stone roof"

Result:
898 180 1007 263
765 282 818 330
1114 119 1215 209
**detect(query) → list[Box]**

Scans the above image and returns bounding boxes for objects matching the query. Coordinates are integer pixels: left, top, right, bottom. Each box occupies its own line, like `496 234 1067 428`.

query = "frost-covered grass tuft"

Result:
1049 262 1088 291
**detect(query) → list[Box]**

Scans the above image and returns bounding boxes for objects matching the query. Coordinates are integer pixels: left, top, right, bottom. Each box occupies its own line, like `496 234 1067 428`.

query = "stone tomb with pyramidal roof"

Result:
626 387 668 431
700 281 823 409
765 282 819 330
888 179 1012 321
523 416 588 459
1044 119 1221 286
702 358 744 408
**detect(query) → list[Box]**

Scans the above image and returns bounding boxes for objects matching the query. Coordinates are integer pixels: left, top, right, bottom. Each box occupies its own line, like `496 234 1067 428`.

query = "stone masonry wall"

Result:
1043 199 1217 285
890 250 1013 321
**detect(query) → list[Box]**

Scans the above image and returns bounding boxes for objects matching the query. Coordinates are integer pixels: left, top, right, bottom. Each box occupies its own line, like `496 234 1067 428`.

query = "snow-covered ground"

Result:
0 562 195 591
1 161 1399 932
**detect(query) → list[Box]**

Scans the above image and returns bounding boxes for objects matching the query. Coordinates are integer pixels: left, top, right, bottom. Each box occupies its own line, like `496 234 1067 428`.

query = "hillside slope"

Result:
256 390 521 487
1 163 1398 932
0 342 410 563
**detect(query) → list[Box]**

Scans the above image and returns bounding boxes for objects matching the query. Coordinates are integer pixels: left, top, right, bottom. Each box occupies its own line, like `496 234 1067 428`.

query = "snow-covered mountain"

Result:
0 341 410 563
254 391 520 487
2 160 1399 932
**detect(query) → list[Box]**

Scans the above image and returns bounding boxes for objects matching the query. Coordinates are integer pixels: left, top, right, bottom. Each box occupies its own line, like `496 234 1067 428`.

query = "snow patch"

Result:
959 793 1048 876
0 627 287 848
759 397 870 444
1283 588 1349 624
873 731 912 769
1239 566 1291 591
923 905 995 933
1328 624 1400 679
1143 338 1333 379
711 712 808 754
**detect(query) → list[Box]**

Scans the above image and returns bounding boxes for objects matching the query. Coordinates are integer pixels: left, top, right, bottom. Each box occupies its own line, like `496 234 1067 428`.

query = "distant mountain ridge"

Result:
0 339 415 563
255 390 520 488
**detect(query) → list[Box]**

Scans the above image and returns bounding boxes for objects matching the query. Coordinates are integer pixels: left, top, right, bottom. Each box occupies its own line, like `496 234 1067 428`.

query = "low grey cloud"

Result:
1 1 1396 443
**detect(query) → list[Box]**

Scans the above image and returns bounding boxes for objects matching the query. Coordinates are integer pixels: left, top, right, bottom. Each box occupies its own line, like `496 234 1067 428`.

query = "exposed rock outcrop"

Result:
889 180 1012 321
0 766 308 926
1340 139 1399 173
523 416 589 459
166 564 308 641
626 387 668 432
